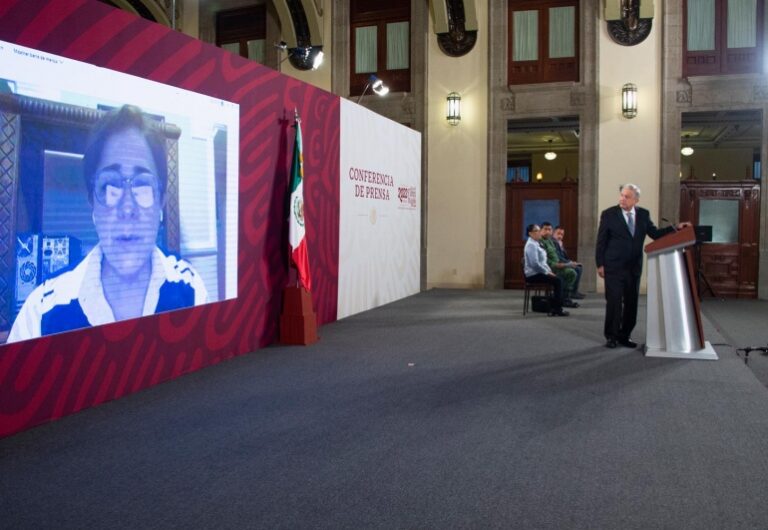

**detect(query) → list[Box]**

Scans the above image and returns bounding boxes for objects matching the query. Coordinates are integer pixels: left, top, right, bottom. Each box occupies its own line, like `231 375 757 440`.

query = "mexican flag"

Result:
288 117 312 291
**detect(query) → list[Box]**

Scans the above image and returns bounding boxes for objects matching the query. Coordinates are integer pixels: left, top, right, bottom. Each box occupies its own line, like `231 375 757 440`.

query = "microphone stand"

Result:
737 345 768 365
664 218 717 298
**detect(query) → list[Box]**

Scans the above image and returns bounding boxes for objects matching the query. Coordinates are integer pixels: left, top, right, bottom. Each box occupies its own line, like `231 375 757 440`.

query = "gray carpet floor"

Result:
2 289 768 529
700 297 768 387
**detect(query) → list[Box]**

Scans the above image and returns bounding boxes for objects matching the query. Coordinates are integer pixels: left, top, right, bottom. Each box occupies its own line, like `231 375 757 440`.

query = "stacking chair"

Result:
522 258 553 315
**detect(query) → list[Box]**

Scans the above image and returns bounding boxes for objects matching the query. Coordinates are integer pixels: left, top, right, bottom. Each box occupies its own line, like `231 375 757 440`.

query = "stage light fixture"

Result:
311 49 324 70
275 42 324 71
357 75 389 103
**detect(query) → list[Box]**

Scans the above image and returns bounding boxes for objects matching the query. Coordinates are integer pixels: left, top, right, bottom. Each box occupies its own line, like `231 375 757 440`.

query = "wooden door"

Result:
679 181 760 298
505 182 579 288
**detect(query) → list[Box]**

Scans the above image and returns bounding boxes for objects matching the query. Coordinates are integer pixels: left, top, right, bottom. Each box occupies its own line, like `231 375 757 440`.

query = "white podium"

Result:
644 226 718 360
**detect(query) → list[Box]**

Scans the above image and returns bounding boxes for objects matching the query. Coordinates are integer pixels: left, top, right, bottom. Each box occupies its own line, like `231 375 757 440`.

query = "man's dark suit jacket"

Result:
554 240 570 263
595 205 673 277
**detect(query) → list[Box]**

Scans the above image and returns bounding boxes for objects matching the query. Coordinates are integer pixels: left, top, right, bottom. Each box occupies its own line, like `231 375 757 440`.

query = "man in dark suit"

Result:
596 184 688 349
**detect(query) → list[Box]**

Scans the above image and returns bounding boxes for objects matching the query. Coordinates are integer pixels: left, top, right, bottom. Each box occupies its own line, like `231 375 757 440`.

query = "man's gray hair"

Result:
620 183 641 198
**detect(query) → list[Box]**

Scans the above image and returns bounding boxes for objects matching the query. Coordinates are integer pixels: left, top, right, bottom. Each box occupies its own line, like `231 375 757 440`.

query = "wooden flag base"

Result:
280 286 318 345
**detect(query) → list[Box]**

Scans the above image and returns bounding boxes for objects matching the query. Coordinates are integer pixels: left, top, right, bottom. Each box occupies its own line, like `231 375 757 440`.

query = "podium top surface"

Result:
644 225 696 256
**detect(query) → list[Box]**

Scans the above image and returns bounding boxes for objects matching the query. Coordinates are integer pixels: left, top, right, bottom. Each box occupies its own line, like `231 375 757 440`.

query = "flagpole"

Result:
294 107 299 289
290 107 304 290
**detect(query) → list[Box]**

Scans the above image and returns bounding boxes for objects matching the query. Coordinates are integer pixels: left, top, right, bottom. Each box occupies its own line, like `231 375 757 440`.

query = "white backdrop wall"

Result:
338 99 422 319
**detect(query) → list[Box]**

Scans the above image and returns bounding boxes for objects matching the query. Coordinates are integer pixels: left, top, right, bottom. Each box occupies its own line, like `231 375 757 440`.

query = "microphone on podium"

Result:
661 217 678 231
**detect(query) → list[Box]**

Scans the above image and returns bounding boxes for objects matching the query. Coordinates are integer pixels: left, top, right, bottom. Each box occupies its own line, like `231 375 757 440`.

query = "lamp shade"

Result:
544 138 556 160
681 146 694 156
447 92 461 125
622 83 638 119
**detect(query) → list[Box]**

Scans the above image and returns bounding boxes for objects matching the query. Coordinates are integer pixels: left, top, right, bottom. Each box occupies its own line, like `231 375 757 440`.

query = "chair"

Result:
522 258 553 315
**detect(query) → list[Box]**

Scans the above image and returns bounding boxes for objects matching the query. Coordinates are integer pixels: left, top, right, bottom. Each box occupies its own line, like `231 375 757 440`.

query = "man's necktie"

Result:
627 212 635 236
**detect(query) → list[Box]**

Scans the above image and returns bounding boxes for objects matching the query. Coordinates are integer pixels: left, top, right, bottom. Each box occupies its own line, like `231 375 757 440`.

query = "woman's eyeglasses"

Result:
94 170 158 209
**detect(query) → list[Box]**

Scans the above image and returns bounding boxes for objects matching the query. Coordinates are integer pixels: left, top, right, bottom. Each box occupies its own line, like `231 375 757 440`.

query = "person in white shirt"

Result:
523 224 568 317
8 105 207 343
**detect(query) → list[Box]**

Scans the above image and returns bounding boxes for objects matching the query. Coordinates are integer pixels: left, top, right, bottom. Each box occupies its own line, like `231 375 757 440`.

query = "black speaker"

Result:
15 234 40 310
41 235 81 281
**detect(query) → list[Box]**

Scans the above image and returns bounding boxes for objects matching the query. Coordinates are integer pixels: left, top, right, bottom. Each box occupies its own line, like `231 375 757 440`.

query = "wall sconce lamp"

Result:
622 83 638 119
535 172 544 182
681 135 694 156
357 75 389 104
446 92 461 125
275 41 324 71
544 139 557 161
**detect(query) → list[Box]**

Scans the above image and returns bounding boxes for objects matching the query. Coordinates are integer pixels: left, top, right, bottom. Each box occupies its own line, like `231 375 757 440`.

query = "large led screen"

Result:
0 40 239 344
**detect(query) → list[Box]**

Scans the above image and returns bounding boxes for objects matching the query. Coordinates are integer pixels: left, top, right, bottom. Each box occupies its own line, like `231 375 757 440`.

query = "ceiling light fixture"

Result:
544 139 557 161
681 135 694 156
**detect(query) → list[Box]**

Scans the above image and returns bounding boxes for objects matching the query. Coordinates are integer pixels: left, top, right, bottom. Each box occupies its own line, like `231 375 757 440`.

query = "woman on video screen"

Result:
8 105 207 342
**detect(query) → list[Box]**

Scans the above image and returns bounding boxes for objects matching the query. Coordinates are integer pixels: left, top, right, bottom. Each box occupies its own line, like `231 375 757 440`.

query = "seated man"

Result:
539 222 578 307
553 225 585 299
523 224 568 317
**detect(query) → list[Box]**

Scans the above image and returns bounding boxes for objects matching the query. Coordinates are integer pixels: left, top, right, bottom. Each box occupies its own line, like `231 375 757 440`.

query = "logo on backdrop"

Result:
397 186 417 209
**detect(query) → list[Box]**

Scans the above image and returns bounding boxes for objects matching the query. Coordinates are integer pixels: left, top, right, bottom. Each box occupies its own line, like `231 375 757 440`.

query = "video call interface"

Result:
0 40 240 345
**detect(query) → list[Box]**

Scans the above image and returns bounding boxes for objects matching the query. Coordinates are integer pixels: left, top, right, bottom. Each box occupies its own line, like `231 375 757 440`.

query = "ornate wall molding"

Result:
500 96 515 112
753 85 768 102
570 92 585 107
676 89 692 104
606 0 652 46
401 97 415 116
435 0 478 57
607 18 652 46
